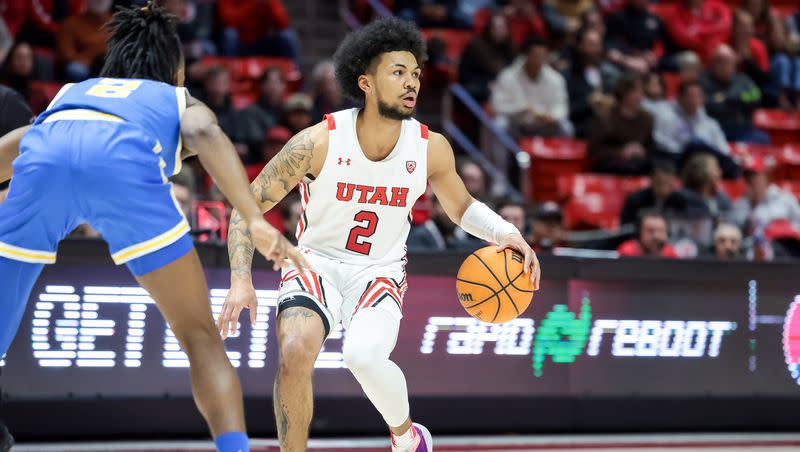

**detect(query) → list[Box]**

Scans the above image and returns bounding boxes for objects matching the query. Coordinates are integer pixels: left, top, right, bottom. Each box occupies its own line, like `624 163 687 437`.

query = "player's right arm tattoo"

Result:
228 130 316 278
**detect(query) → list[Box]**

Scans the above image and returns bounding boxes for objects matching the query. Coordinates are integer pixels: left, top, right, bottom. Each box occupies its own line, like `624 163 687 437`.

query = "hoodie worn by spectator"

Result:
665 0 732 61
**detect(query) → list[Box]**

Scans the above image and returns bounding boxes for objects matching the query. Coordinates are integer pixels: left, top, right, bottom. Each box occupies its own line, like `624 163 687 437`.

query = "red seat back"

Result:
521 137 588 202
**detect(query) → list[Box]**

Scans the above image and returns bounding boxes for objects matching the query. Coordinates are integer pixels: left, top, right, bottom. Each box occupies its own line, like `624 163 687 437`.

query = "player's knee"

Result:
343 341 387 374
173 321 221 355
278 335 318 374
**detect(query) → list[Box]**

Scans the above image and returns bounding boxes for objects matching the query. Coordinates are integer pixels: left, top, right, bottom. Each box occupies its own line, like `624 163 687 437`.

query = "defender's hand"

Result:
248 220 310 272
218 280 258 339
497 233 541 290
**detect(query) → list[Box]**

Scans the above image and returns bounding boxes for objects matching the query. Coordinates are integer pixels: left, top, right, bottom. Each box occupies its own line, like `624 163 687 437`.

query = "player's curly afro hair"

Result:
333 18 427 102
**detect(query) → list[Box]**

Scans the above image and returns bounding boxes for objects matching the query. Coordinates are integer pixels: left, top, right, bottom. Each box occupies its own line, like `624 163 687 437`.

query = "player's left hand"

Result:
497 233 541 290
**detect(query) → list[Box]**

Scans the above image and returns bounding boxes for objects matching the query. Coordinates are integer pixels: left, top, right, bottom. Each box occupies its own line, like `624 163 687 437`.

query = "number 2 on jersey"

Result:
346 211 379 255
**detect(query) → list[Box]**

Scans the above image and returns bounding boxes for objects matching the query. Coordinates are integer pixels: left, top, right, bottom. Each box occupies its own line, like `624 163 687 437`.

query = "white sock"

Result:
391 425 416 447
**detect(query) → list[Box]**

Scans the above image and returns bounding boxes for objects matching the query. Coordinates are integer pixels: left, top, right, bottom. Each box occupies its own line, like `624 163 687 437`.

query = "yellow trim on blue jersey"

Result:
43 109 124 123
0 241 57 264
173 87 188 176
153 141 163 154
110 219 191 265
45 83 75 111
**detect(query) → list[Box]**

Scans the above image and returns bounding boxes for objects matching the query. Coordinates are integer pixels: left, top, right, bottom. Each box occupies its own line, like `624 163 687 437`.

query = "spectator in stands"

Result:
196 65 241 157
497 198 528 237
679 151 731 222
459 11 516 103
395 0 471 29
620 159 685 226
1 41 31 95
238 67 287 144
712 222 744 259
491 35 571 137
588 75 654 175
310 60 352 121
162 0 214 63
432 194 486 249
740 0 781 42
665 0 732 62
677 50 704 82
281 194 302 245
731 155 800 232
217 0 299 58
563 27 619 137
579 8 605 37
653 80 731 160
701 44 770 144
767 18 800 110
495 0 548 45
541 0 592 39
0 40 53 113
406 206 447 251
9 0 85 47
605 0 664 75
530 201 566 252
451 0 495 30
259 126 289 163
284 92 314 135
57 0 112 82
617 210 679 258
0 18 11 66
731 10 770 87
641 71 670 117
456 156 488 201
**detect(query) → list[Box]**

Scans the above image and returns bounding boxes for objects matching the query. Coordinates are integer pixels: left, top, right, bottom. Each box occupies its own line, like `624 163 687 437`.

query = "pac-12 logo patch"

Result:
406 161 416 174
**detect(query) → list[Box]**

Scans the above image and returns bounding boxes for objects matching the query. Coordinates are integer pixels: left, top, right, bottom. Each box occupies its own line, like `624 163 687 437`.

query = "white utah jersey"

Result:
296 108 429 265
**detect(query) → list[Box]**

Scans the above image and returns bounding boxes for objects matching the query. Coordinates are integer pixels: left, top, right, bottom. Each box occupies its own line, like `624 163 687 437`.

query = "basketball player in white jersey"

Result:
219 18 541 452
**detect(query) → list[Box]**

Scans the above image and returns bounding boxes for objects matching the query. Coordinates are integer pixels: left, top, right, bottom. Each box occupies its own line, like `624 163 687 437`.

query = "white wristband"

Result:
459 201 520 245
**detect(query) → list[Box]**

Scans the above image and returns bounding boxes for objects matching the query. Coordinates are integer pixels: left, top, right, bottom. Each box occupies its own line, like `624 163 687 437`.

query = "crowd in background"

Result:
1 0 799 262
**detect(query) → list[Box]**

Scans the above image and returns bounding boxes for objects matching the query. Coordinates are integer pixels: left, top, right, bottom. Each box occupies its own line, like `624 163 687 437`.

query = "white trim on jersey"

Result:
172 87 188 176
45 83 74 111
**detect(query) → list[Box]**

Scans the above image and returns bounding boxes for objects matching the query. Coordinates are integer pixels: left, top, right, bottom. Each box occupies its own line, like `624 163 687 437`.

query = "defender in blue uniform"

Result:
0 4 308 451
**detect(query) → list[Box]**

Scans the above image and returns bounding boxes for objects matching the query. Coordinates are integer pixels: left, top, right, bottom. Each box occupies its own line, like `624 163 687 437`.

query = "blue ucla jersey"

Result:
36 78 188 177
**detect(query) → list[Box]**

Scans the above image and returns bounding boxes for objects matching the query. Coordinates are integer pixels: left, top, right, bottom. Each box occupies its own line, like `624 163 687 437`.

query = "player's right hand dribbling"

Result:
248 219 310 272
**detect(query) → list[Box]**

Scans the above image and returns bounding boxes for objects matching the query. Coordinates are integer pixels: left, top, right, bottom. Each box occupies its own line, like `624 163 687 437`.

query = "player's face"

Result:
370 51 421 120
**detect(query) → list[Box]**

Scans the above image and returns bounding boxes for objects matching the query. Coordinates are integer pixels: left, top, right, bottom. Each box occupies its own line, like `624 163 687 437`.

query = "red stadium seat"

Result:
753 109 800 147
719 179 746 200
420 29 473 63
728 141 777 161
520 137 588 202
557 173 649 202
649 2 676 21
562 193 623 231
199 56 302 94
777 144 800 182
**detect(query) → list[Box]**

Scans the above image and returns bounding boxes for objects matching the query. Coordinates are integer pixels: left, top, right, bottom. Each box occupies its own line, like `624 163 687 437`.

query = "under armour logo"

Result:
338 157 351 166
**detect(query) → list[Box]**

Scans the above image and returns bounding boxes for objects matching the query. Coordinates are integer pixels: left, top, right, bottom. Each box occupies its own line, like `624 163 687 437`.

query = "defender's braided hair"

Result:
100 1 183 84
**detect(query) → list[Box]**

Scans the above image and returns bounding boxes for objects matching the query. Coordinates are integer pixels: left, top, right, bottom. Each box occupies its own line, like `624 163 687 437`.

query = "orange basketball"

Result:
456 246 534 323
